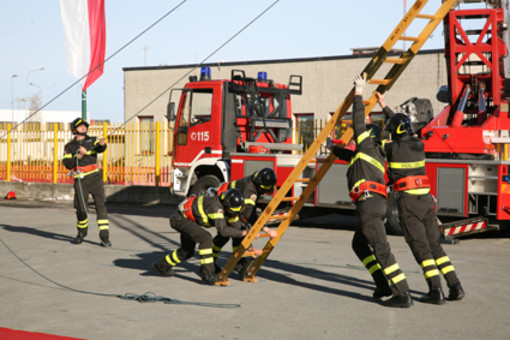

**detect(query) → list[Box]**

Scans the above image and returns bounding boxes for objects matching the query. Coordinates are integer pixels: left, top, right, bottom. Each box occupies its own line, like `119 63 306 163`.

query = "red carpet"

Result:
0 328 85 340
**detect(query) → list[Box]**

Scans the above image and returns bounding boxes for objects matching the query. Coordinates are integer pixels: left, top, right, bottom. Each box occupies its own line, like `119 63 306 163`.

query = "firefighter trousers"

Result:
73 170 109 232
169 213 215 274
398 193 460 289
352 195 410 294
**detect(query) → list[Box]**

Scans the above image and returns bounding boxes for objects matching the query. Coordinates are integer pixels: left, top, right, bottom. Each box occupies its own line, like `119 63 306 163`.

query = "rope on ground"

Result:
0 236 240 309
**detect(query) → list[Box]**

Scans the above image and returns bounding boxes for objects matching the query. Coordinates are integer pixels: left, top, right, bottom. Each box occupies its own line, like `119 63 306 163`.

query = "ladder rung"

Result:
400 36 420 42
368 79 391 86
281 196 299 202
385 57 406 64
341 119 353 124
269 214 289 221
416 14 436 20
243 251 258 257
255 232 270 238
295 178 310 183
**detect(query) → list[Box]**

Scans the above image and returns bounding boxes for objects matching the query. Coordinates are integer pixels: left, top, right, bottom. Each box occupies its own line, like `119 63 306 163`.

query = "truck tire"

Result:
385 192 403 235
189 175 221 196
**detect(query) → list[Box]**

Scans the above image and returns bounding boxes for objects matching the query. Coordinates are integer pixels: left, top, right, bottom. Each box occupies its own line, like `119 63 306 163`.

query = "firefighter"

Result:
326 74 413 308
211 168 278 279
377 92 465 304
151 188 248 285
63 118 110 247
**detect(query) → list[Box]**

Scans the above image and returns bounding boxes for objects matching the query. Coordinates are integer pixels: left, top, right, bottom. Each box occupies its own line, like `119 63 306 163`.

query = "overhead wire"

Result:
0 0 188 139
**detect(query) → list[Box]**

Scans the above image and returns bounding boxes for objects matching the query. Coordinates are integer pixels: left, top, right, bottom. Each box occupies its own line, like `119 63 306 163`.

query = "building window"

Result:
295 113 314 152
139 116 154 154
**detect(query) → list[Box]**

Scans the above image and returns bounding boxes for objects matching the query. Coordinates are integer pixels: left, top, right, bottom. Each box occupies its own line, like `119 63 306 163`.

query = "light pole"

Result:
143 46 150 66
11 74 18 124
25 67 44 108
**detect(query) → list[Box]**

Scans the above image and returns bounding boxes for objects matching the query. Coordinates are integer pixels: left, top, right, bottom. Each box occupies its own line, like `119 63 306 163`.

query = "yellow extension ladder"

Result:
215 0 458 286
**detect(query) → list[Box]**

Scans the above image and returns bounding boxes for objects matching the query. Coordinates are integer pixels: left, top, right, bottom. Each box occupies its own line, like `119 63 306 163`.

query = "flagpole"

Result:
81 89 87 120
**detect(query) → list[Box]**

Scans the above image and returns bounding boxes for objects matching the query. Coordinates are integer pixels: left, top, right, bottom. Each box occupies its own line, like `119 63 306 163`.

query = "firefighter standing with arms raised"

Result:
377 92 465 304
211 168 278 279
63 118 111 247
327 74 413 308
151 188 248 285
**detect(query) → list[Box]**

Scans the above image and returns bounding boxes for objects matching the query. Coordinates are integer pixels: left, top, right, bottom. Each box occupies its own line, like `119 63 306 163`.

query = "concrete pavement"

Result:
1 201 509 339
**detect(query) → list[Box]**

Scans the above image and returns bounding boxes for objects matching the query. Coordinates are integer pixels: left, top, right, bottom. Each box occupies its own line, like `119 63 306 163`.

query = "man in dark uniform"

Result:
327 74 413 308
151 188 248 285
211 168 278 279
63 118 111 247
377 92 465 304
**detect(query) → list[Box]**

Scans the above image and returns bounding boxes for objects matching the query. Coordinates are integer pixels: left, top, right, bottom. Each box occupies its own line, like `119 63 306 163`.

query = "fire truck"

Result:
385 0 510 238
167 0 510 240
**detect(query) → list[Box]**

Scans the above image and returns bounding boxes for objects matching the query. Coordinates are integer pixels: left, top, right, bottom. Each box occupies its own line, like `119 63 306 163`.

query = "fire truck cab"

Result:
167 68 302 197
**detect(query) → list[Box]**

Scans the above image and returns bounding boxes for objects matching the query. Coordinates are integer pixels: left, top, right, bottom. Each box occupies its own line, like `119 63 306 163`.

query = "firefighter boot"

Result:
99 230 112 247
236 258 255 281
419 281 445 305
200 265 217 285
73 228 88 245
382 291 413 308
448 282 465 301
373 284 393 299
233 257 249 275
151 257 175 277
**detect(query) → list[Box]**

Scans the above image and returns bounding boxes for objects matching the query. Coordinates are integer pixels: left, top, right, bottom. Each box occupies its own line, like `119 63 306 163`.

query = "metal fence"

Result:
1 118 391 186
0 122 173 186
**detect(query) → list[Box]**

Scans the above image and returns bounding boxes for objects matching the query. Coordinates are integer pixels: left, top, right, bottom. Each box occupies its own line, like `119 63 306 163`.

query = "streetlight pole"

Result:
11 74 18 124
25 67 44 109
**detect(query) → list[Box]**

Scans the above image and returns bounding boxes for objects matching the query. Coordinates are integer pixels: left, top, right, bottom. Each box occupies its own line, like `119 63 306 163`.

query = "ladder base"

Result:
242 275 258 283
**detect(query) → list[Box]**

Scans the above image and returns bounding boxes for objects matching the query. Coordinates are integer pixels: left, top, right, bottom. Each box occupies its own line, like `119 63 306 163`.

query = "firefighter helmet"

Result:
251 168 277 193
70 118 89 133
220 188 245 215
365 124 382 143
386 113 413 139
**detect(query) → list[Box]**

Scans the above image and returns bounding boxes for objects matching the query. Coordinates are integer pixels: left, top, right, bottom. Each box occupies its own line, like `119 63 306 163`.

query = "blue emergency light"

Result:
258 71 268 80
200 67 211 81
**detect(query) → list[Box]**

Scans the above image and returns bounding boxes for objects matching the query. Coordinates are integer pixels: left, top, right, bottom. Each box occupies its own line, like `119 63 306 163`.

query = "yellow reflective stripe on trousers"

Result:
200 257 214 264
348 152 385 174
384 263 400 275
166 251 180 266
391 273 406 284
440 265 455 275
197 196 210 226
388 160 426 169
199 248 213 255
97 219 109 230
424 269 440 279
212 243 222 252
368 263 382 274
362 254 377 266
357 131 370 145
404 188 431 195
435 256 450 266
421 259 436 269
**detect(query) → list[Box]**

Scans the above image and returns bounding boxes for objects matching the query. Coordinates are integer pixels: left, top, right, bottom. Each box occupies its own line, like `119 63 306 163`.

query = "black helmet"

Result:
220 188 245 216
386 113 413 140
251 168 277 193
365 124 382 143
70 118 89 133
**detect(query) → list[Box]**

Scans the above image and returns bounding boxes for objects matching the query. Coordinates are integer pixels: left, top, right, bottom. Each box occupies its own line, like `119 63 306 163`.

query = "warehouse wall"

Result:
123 49 447 123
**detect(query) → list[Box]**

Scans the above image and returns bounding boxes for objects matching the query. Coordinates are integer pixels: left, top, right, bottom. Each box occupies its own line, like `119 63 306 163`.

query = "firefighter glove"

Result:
354 73 366 94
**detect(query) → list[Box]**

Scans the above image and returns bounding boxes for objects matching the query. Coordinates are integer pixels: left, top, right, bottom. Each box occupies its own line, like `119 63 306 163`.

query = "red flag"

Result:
60 0 106 92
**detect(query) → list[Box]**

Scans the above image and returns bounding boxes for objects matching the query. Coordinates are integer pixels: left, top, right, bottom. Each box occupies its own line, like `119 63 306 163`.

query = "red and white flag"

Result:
60 0 106 92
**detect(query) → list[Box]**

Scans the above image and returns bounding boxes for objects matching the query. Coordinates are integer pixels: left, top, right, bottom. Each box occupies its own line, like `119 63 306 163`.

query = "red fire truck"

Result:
167 1 510 239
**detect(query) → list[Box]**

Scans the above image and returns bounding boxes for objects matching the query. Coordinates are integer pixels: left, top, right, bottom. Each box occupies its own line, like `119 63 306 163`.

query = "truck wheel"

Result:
189 175 221 196
385 192 403 235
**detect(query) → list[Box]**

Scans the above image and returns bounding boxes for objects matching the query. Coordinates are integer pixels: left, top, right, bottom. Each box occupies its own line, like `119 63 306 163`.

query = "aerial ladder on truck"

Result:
215 0 459 286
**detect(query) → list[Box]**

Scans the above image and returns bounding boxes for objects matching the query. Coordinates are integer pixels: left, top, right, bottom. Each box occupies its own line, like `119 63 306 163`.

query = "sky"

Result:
1 0 452 123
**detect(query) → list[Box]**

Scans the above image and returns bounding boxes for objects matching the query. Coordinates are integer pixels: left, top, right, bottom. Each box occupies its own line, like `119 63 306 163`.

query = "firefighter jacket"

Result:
331 95 386 196
178 195 244 239
217 176 259 225
63 136 106 177
383 107 430 195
